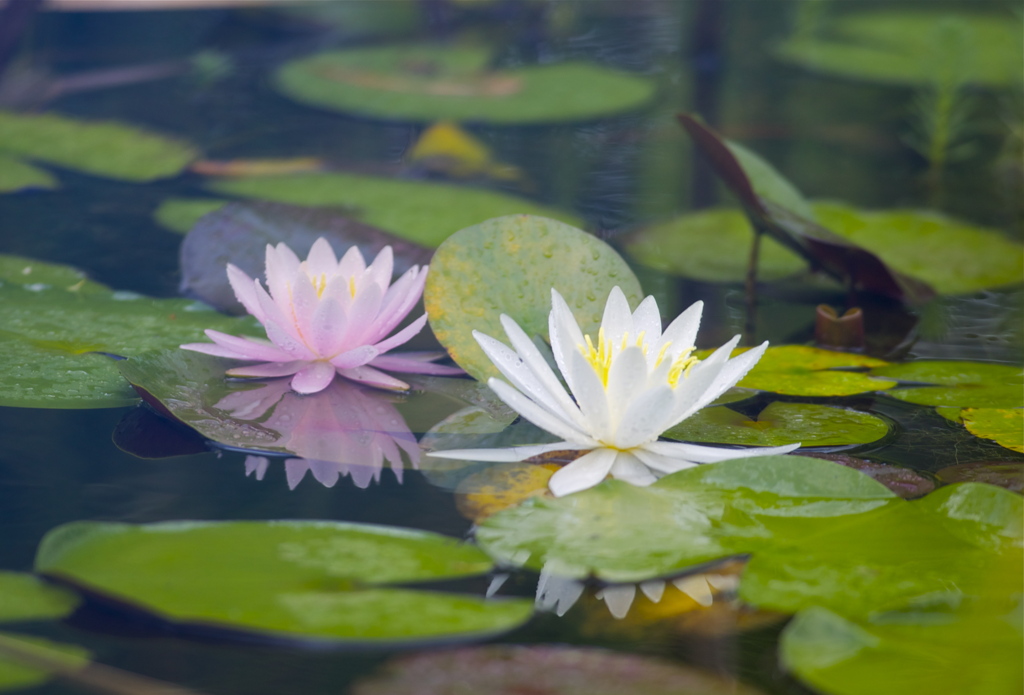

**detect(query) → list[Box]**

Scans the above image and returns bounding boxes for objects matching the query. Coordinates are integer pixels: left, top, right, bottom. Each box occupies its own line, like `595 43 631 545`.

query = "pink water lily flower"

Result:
181 238 462 394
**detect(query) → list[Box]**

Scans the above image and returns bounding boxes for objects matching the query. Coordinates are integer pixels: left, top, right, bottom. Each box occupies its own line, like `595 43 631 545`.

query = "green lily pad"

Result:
0 254 108 294
273 44 656 124
871 361 1023 408
423 215 643 383
961 408 1024 453
0 111 198 182
0 272 259 409
813 202 1024 295
475 455 897 583
775 10 1023 88
730 345 895 396
623 209 806 283
152 197 229 234
35 520 532 645
781 605 1023 695
0 572 79 624
739 483 1023 617
0 633 91 693
0 155 57 193
664 402 890 448
209 172 582 248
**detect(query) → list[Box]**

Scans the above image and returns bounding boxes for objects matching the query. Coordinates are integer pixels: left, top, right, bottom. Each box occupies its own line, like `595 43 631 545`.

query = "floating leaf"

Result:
0 274 259 408
935 461 1023 494
0 254 108 294
781 605 1023 695
797 453 935 499
814 202 1024 295
179 201 433 313
623 209 806 283
0 572 79 624
961 408 1024 453
424 215 642 382
731 345 895 396
273 45 656 124
35 520 532 645
455 462 558 523
209 172 582 248
152 197 228 234
664 402 890 447
352 645 765 695
0 111 198 181
872 361 1023 408
0 155 56 193
476 455 897 583
0 633 91 694
775 10 1024 88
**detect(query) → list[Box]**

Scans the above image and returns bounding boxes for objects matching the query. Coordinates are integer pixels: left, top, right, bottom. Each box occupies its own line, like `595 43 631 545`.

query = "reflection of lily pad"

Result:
0 155 56 193
0 111 198 181
0 633 91 694
781 605 1023 695
936 461 1024 494
872 361 1023 408
814 202 1024 295
0 572 79 624
36 520 532 645
623 209 806 283
274 45 657 123
731 345 895 396
775 11 1024 87
152 197 228 234
210 172 582 247
0 271 259 409
664 402 889 447
424 215 642 383
961 408 1024 453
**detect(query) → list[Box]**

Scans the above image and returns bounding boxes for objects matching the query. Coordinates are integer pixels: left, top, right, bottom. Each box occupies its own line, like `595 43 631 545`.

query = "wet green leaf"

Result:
476 455 897 583
424 215 642 383
35 520 532 645
0 572 79 624
0 255 108 294
273 45 656 124
0 633 91 693
0 273 259 409
961 408 1024 453
0 155 57 193
209 172 582 248
664 402 890 447
0 111 198 182
775 10 1023 87
623 209 806 283
872 361 1023 408
781 605 1023 695
814 202 1024 295
152 197 228 234
731 345 895 396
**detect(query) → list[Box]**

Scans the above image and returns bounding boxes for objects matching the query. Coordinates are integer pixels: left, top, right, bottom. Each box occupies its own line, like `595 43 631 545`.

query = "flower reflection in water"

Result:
215 377 420 490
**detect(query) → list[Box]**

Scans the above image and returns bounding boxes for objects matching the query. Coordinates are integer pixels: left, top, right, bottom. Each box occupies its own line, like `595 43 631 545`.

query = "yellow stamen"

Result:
581 328 613 387
667 348 699 388
310 273 328 298
349 276 357 298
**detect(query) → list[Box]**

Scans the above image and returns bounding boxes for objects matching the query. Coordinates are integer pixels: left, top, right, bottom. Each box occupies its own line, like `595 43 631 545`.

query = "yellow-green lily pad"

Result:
0 255 108 294
273 44 657 124
813 202 1024 295
872 361 1023 408
0 155 57 193
962 408 1024 453
0 572 79 624
664 402 890 448
424 215 642 383
0 111 198 182
209 172 582 248
0 633 91 693
729 345 895 397
152 197 229 234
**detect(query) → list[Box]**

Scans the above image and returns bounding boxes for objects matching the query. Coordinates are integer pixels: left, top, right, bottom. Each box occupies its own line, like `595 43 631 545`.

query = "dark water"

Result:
0 2 1021 694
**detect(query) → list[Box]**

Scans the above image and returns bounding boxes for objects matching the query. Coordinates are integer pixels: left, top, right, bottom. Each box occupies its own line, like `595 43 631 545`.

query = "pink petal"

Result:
372 267 425 341
304 237 338 278
338 365 410 391
370 354 464 375
309 297 349 358
372 313 428 355
290 361 338 394
226 264 266 322
364 245 395 291
227 360 306 378
337 245 367 277
254 288 315 360
288 272 321 352
264 243 299 306
330 344 379 369
343 281 385 346
204 330 295 361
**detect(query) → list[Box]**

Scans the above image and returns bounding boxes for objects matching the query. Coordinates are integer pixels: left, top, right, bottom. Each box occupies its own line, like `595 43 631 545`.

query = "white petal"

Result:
673 339 766 424
613 384 676 449
631 446 699 474
643 440 800 463
596 584 636 619
599 286 634 342
548 289 586 386
639 580 666 603
631 295 663 342
604 344 648 431
566 350 611 439
547 448 617 496
658 301 703 358
674 576 714 607
536 568 584 616
489 378 598 446
609 452 658 486
426 441 586 462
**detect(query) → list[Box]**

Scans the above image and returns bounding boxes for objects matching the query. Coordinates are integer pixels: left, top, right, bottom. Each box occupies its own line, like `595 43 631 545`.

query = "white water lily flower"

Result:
181 238 461 394
428 286 798 496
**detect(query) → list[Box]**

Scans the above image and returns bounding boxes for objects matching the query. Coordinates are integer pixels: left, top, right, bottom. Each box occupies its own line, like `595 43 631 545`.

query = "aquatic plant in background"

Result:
181 238 461 394
429 287 798 496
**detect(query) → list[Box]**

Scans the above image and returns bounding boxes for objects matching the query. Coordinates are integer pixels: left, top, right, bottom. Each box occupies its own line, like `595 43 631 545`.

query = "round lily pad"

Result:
796 453 935 499
961 408 1024 453
872 361 1023 408
352 645 765 695
35 520 533 645
623 208 806 283
209 172 582 248
730 345 895 396
0 254 108 294
775 10 1023 88
813 202 1024 295
152 197 228 234
0 572 79 624
0 155 57 193
273 44 657 124
423 214 643 383
663 402 890 447
455 461 558 523
0 111 198 181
